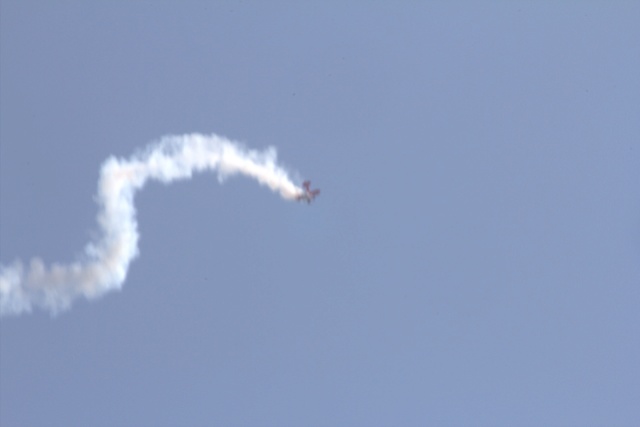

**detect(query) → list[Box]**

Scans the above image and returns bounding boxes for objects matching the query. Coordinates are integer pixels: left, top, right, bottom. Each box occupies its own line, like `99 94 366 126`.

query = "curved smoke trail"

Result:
0 133 304 316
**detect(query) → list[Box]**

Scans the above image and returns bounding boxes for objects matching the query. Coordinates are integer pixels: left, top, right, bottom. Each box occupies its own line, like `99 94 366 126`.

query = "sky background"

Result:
1 1 639 426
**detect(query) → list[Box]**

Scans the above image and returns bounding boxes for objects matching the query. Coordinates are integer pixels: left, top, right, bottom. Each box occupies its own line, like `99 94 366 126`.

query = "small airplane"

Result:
296 180 320 204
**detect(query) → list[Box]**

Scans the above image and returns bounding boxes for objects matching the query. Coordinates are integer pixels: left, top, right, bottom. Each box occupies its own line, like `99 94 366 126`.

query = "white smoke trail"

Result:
0 133 304 316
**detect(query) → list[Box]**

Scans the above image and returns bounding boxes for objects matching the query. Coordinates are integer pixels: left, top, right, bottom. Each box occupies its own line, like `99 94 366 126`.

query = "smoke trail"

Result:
0 133 304 316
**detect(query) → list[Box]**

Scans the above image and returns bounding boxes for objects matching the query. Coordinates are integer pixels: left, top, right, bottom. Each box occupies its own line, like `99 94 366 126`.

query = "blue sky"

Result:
1 2 639 426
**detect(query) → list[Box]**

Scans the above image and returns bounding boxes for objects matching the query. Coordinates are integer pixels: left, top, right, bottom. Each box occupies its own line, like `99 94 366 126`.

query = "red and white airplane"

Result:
296 180 320 204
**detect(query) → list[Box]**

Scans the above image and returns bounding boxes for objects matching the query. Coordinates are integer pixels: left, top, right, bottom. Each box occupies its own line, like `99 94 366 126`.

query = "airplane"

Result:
295 180 320 204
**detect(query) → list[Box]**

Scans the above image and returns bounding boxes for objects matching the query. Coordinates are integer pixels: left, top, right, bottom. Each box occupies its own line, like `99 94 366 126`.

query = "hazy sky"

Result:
1 2 639 426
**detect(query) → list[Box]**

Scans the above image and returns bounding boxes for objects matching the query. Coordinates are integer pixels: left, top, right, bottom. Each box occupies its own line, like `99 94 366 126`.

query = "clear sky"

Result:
1 1 639 426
